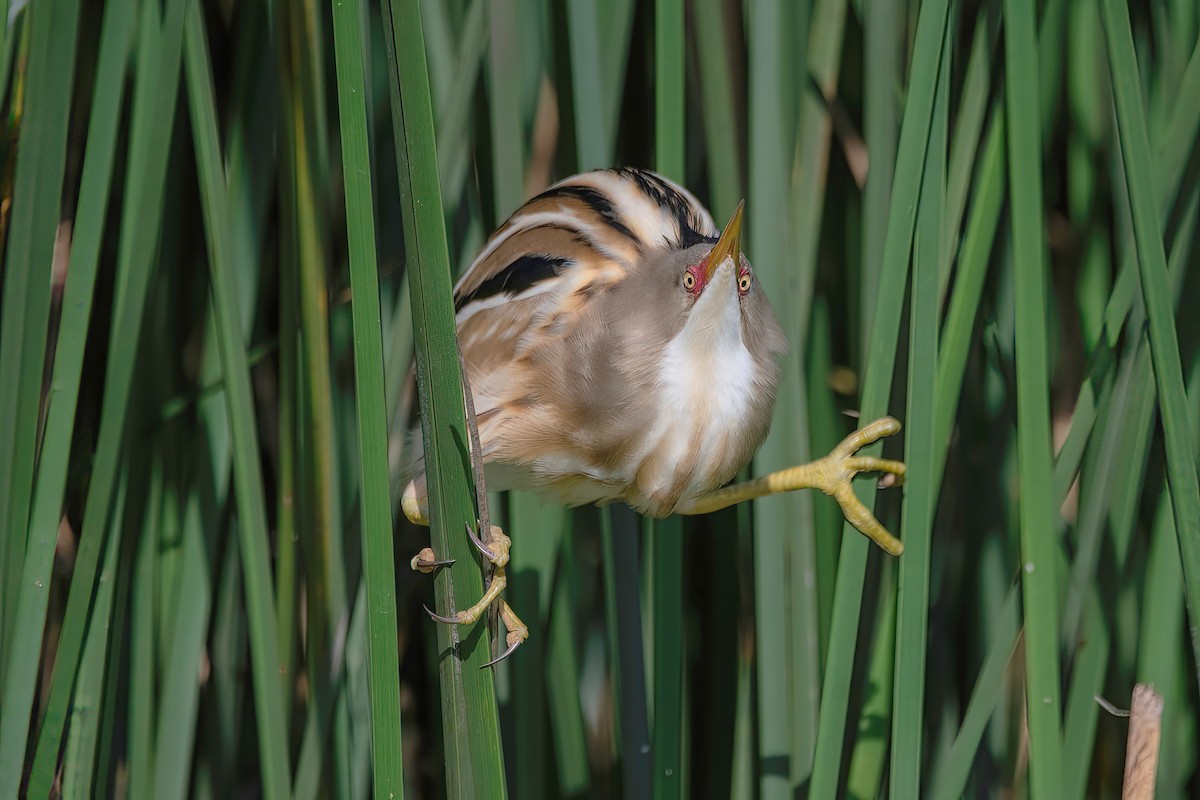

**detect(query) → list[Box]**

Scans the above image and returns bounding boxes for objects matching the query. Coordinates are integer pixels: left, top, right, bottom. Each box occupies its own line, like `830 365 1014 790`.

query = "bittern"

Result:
402 167 905 664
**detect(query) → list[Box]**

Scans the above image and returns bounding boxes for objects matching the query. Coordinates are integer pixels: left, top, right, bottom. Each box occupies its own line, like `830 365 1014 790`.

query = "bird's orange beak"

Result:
705 200 745 281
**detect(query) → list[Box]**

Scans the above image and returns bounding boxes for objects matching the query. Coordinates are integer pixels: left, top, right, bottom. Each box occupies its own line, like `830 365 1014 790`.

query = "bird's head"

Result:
679 200 752 302
631 200 784 358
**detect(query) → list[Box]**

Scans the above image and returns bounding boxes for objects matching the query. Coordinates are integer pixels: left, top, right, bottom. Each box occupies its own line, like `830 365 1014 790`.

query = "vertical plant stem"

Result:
0 0 131 785
1101 0 1200 689
184 3 291 795
0 0 81 662
890 24 948 797
380 0 507 792
860 0 901 354
653 1 684 797
1004 0 1064 794
747 2 803 794
328 0 406 792
810 0 950 794
18 1 187 793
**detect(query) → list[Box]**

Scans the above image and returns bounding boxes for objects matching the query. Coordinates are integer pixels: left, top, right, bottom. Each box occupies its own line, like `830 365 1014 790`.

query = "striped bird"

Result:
402 168 905 662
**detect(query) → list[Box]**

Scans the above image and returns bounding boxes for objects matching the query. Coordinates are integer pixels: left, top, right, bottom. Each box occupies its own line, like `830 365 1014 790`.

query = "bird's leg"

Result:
674 416 907 555
401 344 530 666
403 482 532 667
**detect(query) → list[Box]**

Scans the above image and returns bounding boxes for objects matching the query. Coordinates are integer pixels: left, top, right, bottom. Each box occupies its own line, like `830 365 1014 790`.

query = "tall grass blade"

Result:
61 479 123 800
601 506 653 796
935 104 1004 462
940 3 999 303
0 0 80 660
126 456 162 800
890 24 948 796
692 0 742 217
329 0 406 792
781 2 844 783
652 2 684 797
1004 0 1064 794
1101 0 1200 688
566 0 611 169
861 0 901 350
746 1 807 794
0 0 131 785
15 1 186 793
487 0 523 217
150 473 211 800
844 563 897 799
380 0 507 791
184 3 291 794
928 586 1021 800
809 0 950 793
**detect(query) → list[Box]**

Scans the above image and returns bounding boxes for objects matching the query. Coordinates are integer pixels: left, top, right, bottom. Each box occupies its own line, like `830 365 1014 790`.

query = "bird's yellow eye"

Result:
738 273 751 293
683 271 697 290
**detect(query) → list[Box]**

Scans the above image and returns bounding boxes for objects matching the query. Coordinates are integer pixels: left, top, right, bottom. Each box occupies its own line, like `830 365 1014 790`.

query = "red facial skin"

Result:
685 255 752 297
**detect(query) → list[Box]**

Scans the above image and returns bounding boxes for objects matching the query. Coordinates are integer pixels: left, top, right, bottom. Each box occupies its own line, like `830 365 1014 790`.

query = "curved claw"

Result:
423 604 462 625
480 635 522 669
411 547 456 574
413 556 456 571
466 522 496 561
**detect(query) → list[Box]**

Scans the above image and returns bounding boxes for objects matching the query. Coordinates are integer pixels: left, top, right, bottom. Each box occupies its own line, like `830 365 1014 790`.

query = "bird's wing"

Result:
453 168 718 351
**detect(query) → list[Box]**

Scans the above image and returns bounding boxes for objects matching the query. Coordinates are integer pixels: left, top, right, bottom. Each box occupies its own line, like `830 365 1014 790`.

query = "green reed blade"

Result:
0 0 19 114
184 3 292 795
280 1 350 778
0 0 80 661
890 24 948 796
655 0 684 184
785 3 846 781
940 1 999 303
1060 588 1108 800
934 103 1004 465
601 506 653 796
435 0 486 212
746 1 811 793
1137 352 1200 797
810 0 950 793
651 1 685 796
504 492 557 796
692 0 742 218
928 584 1021 800
1004 0 1065 794
861 0 902 352
329 0 407 792
380 0 507 792
544 520 591 794
0 0 131 785
845 562 897 798
1051 35 1200 497
558 0 633 174
488 0 524 217
1103 0 1200 689
150 474 211 800
127 457 162 800
16 1 185 793
61 477 123 800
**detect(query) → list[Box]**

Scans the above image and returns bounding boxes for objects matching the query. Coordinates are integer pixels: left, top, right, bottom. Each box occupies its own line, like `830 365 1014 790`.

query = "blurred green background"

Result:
0 0 1198 797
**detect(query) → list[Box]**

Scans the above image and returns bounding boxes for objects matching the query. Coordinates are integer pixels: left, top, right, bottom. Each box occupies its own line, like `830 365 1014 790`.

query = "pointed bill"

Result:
705 199 745 279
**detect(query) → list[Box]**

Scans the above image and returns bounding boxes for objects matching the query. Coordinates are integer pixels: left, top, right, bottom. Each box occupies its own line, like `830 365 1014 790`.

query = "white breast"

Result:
632 263 758 508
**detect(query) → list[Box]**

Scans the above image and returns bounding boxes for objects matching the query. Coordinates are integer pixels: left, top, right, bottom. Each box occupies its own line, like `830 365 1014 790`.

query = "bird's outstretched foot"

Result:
674 416 907 555
808 417 907 554
416 523 529 667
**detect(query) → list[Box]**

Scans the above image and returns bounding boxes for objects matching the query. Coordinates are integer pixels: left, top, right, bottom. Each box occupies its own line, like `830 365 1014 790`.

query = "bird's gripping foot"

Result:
675 416 907 555
412 522 530 667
